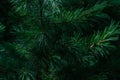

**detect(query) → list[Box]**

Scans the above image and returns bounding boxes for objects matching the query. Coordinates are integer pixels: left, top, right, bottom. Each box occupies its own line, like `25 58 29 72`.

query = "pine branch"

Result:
51 2 107 23
10 0 27 16
89 22 120 57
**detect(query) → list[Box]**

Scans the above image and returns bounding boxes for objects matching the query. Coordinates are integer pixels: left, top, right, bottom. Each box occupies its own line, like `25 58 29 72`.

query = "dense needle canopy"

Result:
0 0 120 80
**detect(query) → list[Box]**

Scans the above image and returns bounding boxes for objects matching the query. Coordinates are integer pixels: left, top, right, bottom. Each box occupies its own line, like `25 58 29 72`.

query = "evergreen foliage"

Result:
0 0 120 80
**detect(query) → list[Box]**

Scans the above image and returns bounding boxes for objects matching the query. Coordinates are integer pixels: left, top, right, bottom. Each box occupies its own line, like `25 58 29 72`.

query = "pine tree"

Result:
0 0 120 80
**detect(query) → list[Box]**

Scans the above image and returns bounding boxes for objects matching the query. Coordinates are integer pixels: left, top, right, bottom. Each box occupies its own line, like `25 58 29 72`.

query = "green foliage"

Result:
89 22 120 57
19 69 35 80
0 0 120 80
10 0 27 16
0 23 5 38
0 23 5 32
51 2 107 23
